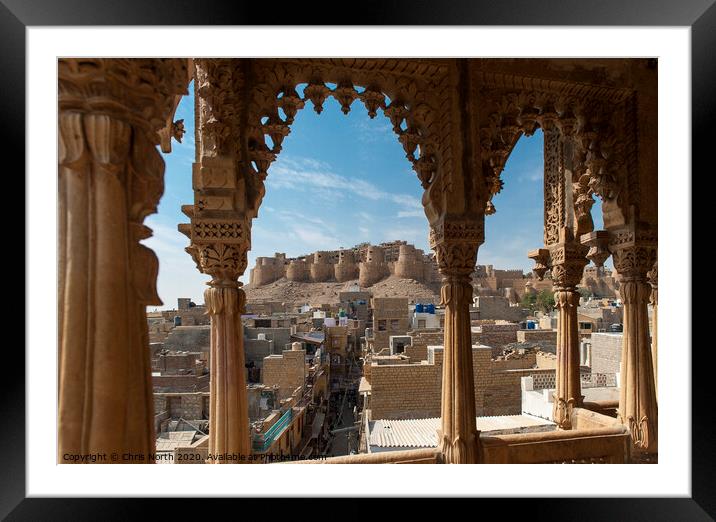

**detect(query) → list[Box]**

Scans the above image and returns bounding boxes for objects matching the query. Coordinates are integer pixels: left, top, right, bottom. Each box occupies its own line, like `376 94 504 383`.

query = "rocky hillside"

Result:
244 276 441 306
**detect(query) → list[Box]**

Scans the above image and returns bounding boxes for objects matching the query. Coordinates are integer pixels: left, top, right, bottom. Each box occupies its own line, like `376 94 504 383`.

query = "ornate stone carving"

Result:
429 218 485 249
172 119 185 143
647 259 658 396
580 230 610 267
609 226 658 453
527 248 550 280
552 289 584 429
196 243 249 284
244 59 449 207
194 58 244 159
612 246 657 281
473 70 637 225
436 239 481 464
543 128 564 246
58 58 188 462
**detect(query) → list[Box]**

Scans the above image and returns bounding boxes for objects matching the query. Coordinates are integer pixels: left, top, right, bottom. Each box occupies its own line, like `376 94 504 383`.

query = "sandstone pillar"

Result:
431 218 482 464
201 248 251 460
58 59 187 461
610 228 658 454
181 59 255 462
549 239 588 429
647 261 658 395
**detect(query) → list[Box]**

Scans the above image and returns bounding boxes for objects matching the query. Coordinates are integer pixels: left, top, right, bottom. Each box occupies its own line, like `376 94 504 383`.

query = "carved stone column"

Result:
610 228 658 454
534 125 590 429
181 59 253 461
196 242 252 461
58 59 187 462
430 218 483 464
549 237 589 429
647 261 658 395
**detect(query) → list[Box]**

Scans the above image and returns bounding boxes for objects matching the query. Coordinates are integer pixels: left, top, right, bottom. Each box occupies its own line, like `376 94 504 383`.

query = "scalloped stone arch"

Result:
244 60 447 203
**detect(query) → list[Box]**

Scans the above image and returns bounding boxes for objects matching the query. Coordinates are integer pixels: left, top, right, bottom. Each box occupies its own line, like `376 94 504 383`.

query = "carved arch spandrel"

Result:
240 58 461 227
471 67 638 231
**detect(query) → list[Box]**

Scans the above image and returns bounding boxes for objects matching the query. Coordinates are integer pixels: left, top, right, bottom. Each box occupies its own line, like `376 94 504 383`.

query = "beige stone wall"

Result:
372 297 409 351
536 351 557 369
326 326 349 359
474 323 521 355
404 344 428 362
369 345 551 419
154 392 210 419
262 349 306 400
481 367 555 417
370 363 442 419
309 251 333 282
590 332 623 375
516 329 557 343
286 259 308 281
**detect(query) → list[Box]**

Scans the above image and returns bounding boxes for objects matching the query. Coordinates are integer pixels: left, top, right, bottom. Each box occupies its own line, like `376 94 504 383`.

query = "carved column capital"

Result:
187 240 250 287
548 241 589 290
429 217 484 280
554 288 581 310
609 227 657 282
59 58 188 138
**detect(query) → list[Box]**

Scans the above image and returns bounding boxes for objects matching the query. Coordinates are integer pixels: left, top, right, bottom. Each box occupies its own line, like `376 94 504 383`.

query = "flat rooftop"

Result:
368 414 555 452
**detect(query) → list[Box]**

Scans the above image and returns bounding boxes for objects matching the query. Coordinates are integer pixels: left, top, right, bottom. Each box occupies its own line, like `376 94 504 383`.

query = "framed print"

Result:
7 0 712 518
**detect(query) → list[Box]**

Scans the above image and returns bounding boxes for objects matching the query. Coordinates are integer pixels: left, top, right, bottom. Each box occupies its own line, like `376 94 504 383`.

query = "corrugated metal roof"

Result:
369 418 438 448
155 430 197 451
368 415 555 448
291 332 325 344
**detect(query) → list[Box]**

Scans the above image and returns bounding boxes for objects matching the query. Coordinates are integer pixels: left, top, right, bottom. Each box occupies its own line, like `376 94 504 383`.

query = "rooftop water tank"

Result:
415 303 424 313
426 304 435 314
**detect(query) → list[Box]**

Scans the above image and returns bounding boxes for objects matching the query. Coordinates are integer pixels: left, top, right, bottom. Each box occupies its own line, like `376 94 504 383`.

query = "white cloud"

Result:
292 226 342 250
397 209 424 218
515 164 543 183
356 211 374 223
266 155 423 218
351 117 396 144
381 225 430 251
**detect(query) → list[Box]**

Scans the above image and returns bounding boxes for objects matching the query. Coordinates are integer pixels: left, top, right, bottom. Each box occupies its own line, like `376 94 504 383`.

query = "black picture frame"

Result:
6 0 710 518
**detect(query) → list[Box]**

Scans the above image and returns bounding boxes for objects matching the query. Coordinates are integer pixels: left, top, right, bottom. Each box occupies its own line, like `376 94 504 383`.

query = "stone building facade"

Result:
371 297 410 351
262 348 307 400
366 346 554 419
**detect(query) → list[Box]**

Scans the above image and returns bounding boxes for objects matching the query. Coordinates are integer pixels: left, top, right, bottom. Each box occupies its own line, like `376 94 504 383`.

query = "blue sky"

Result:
144 87 603 310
